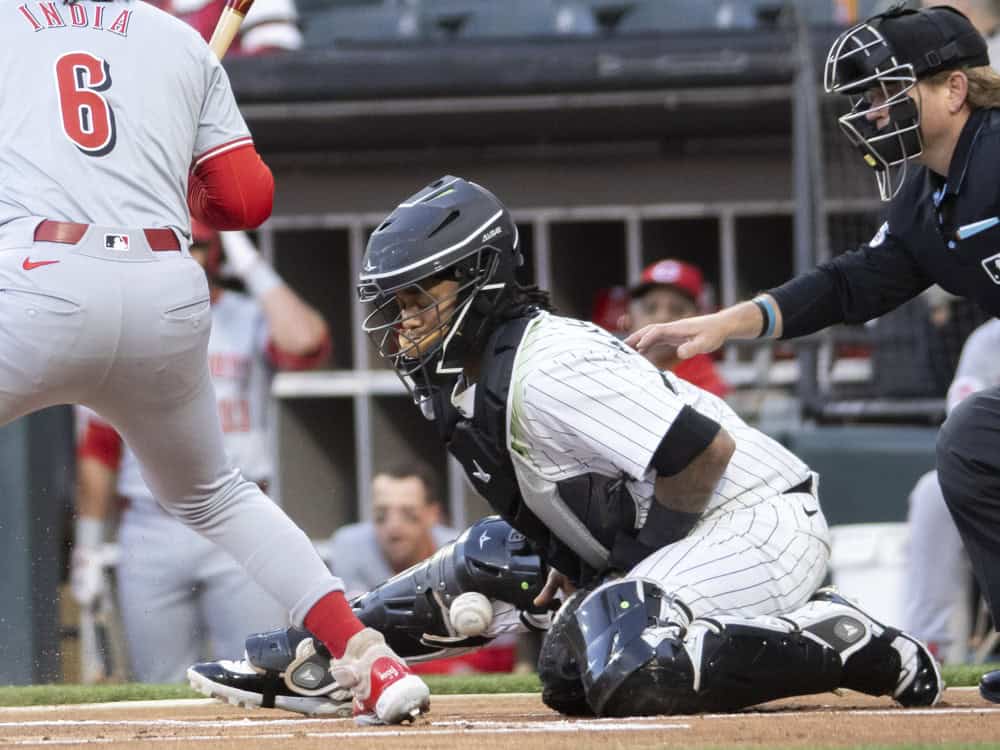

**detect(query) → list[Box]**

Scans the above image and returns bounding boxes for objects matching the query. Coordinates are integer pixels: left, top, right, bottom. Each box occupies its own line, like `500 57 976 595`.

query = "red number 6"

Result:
55 52 116 156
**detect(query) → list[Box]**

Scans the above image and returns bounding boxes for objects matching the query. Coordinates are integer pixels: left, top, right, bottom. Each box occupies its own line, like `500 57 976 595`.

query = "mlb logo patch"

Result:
104 233 130 252
981 252 1000 285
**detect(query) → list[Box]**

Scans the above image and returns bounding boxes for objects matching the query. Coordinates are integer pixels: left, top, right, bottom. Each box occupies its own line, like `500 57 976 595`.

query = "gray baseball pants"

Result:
0 224 340 627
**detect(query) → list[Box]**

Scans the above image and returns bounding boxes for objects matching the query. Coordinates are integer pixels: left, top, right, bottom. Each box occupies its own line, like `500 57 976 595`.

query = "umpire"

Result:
627 5 1000 701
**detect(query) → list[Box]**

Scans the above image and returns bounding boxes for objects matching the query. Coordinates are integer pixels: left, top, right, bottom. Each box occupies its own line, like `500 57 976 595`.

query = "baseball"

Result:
449 592 493 637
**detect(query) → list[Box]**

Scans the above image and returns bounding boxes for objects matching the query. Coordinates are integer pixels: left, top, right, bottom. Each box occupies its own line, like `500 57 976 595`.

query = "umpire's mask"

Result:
824 5 988 201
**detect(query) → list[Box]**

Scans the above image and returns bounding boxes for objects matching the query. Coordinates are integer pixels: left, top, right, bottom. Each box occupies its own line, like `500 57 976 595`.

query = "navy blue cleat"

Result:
980 670 1000 703
811 587 943 707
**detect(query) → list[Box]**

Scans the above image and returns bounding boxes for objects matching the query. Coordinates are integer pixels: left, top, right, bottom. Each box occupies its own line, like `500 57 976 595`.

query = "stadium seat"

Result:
298 0 384 19
458 0 599 39
767 0 912 28
303 3 426 46
616 0 757 33
418 0 488 34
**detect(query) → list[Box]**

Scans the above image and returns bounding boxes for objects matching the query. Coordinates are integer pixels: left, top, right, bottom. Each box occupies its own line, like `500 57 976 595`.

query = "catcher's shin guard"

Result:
566 579 700 716
567 582 940 717
537 589 592 716
352 515 548 660
565 579 855 717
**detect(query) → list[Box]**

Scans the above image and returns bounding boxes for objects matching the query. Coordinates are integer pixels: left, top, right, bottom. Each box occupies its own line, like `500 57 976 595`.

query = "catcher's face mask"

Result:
359 247 501 398
825 20 921 201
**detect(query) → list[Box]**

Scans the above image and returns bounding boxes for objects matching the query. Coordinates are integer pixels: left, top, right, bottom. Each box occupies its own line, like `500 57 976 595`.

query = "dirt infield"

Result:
0 689 997 749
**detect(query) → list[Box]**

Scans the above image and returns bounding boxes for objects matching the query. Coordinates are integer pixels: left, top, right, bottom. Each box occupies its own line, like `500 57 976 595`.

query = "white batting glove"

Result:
220 231 282 298
70 545 106 609
219 231 261 277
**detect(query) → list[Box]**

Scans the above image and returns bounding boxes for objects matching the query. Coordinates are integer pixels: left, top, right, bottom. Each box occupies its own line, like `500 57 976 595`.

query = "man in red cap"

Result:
623 259 729 398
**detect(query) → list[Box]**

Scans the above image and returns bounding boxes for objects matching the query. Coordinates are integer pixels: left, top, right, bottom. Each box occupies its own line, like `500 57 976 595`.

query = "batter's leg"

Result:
92 370 338 627
88 259 341 626
85 257 428 724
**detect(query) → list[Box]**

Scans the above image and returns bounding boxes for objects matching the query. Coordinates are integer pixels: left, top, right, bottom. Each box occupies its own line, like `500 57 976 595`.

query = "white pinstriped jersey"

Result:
493 312 812 566
0 0 250 248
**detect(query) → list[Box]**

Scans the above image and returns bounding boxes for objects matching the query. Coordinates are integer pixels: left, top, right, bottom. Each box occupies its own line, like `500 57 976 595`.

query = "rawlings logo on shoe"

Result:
375 663 401 682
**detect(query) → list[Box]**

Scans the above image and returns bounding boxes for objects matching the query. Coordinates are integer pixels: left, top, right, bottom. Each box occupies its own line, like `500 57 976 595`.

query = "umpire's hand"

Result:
626 298 779 361
626 313 729 361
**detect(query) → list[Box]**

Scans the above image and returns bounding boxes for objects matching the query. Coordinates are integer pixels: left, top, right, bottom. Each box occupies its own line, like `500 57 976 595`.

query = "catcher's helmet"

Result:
358 176 522 396
824 5 988 200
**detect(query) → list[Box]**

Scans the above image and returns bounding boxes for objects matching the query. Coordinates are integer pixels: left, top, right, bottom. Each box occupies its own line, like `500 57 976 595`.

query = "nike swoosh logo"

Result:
23 258 60 271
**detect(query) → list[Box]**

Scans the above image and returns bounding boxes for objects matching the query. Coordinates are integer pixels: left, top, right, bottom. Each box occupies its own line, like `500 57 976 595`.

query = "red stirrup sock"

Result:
304 591 366 659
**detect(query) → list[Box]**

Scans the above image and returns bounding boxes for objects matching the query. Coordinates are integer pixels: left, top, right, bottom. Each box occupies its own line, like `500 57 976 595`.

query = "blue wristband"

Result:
752 296 776 338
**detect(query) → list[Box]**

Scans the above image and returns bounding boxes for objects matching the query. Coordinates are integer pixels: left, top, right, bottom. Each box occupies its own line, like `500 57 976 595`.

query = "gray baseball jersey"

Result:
0 0 250 247
0 0 343 631
497 312 829 620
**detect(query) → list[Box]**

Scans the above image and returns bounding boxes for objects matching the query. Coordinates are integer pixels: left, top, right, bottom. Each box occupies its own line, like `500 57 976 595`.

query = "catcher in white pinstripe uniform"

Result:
189 177 941 717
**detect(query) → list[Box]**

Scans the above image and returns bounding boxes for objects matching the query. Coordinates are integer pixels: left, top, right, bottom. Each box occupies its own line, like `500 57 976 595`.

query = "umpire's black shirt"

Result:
771 106 1000 337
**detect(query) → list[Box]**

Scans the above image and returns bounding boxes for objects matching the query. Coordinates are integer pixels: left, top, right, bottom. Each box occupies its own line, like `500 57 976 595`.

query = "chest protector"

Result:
439 316 657 586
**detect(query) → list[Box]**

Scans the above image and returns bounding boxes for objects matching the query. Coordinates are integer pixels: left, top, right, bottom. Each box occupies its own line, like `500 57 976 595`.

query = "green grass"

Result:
0 664 993 707
940 662 999 688
423 672 541 694
0 683 200 707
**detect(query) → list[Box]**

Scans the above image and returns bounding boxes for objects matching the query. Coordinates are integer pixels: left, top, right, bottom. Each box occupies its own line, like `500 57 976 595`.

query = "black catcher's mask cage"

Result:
825 19 920 201
359 246 507 391
824 5 990 201
357 176 522 402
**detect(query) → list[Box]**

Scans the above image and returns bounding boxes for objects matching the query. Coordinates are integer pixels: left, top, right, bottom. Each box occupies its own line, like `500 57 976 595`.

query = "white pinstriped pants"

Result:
629 481 831 620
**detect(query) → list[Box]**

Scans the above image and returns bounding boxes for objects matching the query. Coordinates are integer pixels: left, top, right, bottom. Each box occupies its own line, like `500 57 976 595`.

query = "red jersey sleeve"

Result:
77 419 123 472
265 333 333 371
188 142 274 230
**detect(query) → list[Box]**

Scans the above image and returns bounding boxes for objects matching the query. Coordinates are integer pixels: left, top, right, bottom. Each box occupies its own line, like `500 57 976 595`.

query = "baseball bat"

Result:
208 0 256 60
